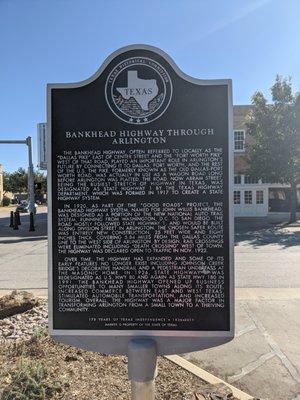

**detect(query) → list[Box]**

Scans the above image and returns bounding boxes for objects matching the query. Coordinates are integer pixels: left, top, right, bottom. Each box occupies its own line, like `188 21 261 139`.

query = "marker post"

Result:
128 339 157 400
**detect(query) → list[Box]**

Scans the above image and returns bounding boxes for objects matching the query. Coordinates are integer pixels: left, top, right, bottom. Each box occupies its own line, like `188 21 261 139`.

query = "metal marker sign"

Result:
48 45 234 355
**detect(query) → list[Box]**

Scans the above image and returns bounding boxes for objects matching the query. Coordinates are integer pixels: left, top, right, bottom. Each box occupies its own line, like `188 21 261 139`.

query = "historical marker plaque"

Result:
48 45 234 355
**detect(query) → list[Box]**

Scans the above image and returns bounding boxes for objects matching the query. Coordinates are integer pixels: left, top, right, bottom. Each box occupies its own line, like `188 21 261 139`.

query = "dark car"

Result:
16 200 38 214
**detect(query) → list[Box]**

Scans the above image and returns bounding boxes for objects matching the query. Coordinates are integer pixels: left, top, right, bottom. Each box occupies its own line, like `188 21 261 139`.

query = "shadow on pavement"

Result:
0 236 47 244
0 211 48 238
235 219 300 249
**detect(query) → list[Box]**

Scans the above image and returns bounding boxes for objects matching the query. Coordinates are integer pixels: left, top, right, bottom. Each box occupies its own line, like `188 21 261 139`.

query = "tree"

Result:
3 168 47 196
246 75 300 223
34 171 47 196
2 172 13 195
3 168 28 194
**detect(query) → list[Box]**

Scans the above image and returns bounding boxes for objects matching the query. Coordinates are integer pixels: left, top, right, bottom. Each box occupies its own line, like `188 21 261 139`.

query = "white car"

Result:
16 200 38 214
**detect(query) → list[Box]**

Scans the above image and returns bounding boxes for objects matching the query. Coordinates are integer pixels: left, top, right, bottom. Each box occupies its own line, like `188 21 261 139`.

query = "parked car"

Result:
16 200 38 214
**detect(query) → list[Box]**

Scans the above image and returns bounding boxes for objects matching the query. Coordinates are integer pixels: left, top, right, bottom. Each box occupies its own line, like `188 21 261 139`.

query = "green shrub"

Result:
31 326 48 342
2 196 11 206
1 360 61 400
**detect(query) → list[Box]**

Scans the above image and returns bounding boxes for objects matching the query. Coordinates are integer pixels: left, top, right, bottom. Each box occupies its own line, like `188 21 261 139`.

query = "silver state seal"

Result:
105 57 173 124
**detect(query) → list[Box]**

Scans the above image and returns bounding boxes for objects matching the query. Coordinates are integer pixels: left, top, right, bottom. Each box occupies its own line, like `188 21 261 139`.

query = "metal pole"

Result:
29 212 35 232
0 140 27 144
131 381 155 400
9 211 14 227
26 136 35 215
128 338 157 400
13 212 19 230
16 210 21 225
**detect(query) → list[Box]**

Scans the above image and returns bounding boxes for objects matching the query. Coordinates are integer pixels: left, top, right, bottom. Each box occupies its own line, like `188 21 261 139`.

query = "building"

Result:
233 105 300 218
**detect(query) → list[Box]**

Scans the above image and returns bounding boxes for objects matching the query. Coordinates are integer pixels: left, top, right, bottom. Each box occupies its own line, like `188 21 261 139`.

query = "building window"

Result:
244 190 252 204
234 175 242 184
234 130 245 151
244 175 259 184
256 190 264 204
234 191 241 204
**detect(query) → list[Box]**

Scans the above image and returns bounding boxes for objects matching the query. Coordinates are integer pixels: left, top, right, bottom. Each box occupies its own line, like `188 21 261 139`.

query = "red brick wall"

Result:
233 105 253 174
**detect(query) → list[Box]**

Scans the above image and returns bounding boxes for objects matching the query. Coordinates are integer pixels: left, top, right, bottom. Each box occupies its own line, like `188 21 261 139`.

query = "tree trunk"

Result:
289 182 298 223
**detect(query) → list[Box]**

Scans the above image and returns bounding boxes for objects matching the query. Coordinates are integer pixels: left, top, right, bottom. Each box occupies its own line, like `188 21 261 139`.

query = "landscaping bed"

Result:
0 292 240 399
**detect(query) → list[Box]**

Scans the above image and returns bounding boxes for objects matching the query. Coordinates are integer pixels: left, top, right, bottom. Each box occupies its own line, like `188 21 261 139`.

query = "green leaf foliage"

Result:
1 360 61 400
3 168 47 195
246 75 300 186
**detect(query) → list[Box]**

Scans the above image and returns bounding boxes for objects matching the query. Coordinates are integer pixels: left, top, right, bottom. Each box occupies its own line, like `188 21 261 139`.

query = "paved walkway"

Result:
0 206 47 296
0 209 299 398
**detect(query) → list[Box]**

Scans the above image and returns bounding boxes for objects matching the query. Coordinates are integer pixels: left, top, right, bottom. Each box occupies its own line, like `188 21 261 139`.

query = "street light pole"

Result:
26 136 35 214
0 136 35 214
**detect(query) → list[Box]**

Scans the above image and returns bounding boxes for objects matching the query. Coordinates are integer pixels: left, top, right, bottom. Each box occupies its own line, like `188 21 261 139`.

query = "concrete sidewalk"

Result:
184 222 300 400
184 289 300 400
0 207 48 296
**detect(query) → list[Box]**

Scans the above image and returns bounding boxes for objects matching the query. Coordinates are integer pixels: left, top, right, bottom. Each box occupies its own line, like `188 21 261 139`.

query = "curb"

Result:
165 355 253 400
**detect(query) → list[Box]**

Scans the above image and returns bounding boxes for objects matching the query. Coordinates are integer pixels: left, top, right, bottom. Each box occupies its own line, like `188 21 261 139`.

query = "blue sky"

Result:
0 0 300 172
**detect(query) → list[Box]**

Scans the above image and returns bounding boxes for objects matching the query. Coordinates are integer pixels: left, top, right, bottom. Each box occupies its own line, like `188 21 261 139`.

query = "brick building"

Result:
233 105 300 218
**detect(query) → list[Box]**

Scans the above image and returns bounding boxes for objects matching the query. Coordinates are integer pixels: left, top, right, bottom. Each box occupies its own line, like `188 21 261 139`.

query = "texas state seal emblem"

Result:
105 57 173 124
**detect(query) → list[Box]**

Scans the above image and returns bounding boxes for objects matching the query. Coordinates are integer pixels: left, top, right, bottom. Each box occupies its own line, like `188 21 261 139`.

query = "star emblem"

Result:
129 117 133 122
137 118 141 123
143 117 148 122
